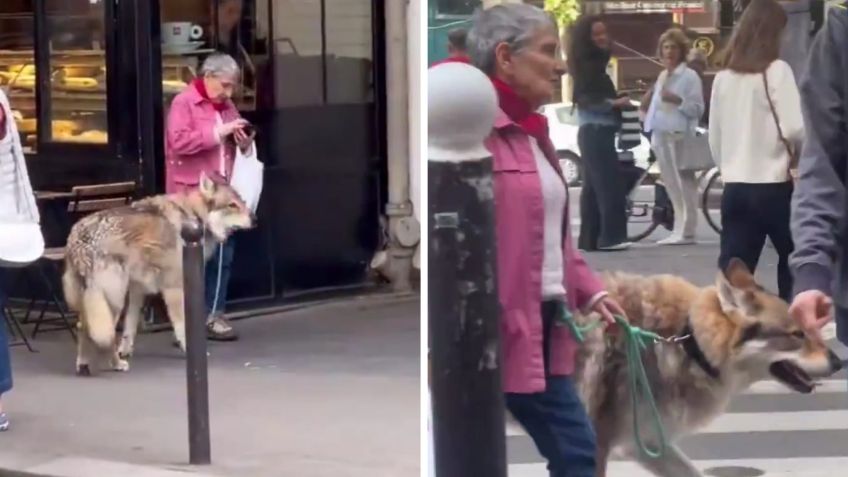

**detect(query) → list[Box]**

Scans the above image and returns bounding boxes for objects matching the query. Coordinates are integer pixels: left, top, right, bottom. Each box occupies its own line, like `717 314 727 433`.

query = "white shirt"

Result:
709 60 804 183
530 138 567 299
644 63 704 134
0 130 18 220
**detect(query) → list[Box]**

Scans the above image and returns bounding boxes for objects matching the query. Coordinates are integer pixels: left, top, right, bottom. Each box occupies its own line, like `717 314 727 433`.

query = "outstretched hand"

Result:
591 296 627 332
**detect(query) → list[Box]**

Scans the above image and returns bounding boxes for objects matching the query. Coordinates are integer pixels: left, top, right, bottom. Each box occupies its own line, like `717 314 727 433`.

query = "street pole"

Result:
428 62 506 477
181 222 211 465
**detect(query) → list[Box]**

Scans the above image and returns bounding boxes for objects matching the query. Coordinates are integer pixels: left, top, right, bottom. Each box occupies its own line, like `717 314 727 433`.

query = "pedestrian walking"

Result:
709 0 803 301
467 5 628 476
643 28 705 245
567 15 632 251
166 53 255 341
430 28 471 68
0 87 41 431
789 5 847 344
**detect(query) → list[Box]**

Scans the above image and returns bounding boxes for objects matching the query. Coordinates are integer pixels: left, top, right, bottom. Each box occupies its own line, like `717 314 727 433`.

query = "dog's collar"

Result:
680 321 721 380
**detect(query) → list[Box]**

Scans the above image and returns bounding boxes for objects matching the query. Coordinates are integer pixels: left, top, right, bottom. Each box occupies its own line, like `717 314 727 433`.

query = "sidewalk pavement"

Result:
0 295 420 477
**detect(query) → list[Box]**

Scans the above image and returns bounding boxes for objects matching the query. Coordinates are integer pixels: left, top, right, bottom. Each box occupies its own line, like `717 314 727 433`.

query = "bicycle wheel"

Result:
626 163 661 242
701 168 723 234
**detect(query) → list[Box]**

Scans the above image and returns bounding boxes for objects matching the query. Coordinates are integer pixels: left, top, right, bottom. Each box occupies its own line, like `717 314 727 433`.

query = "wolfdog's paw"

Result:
117 340 134 360
111 358 130 372
76 364 92 377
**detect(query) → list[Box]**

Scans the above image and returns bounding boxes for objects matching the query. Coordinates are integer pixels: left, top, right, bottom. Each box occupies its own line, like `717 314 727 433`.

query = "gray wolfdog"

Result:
62 173 254 375
574 259 842 477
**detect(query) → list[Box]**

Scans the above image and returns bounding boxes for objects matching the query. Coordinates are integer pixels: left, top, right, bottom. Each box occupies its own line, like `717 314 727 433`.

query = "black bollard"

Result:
428 62 506 477
181 221 211 465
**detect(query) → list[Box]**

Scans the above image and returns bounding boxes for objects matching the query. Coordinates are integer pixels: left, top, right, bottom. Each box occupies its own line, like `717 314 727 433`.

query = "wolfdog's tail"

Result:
61 268 83 312
81 287 116 349
63 269 115 348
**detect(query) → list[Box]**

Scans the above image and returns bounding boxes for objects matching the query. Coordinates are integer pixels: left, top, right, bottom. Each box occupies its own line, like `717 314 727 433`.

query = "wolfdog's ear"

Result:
199 172 216 197
717 258 759 314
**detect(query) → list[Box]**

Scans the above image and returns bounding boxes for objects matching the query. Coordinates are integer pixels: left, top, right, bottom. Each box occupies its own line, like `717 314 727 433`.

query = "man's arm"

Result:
790 8 848 297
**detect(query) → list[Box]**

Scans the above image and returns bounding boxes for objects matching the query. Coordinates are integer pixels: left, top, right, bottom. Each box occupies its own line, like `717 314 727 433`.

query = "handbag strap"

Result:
762 71 798 171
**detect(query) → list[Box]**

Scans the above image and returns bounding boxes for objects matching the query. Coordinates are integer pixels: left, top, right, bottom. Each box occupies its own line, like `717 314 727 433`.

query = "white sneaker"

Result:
598 241 632 251
657 236 695 246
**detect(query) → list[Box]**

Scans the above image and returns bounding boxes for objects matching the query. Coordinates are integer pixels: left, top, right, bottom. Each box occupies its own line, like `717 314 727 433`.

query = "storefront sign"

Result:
597 0 705 12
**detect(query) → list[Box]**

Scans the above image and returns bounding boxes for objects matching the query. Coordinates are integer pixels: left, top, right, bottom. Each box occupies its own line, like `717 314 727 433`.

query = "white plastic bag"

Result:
230 143 264 213
0 219 44 267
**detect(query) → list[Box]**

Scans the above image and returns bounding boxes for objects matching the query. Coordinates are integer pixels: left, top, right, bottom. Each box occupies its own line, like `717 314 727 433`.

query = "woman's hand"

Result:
215 119 248 141
661 88 682 105
591 296 627 330
234 128 256 153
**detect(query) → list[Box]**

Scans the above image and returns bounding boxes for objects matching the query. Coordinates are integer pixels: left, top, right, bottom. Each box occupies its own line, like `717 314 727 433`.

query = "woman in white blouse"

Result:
0 87 40 431
643 28 705 245
709 0 803 301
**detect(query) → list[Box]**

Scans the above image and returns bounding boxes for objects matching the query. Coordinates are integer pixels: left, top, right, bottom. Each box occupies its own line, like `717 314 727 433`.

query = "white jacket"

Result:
0 88 38 223
709 60 804 183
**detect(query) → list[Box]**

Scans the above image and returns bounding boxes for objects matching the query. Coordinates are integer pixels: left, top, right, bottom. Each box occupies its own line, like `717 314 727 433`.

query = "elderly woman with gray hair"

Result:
466 5 627 476
165 52 254 341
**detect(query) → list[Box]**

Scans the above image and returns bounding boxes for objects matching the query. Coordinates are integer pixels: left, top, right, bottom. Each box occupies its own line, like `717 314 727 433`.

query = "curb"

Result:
0 471 56 477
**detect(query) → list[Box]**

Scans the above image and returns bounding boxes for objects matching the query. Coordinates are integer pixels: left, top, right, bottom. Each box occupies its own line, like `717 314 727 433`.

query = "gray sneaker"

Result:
207 315 239 342
0 413 9 431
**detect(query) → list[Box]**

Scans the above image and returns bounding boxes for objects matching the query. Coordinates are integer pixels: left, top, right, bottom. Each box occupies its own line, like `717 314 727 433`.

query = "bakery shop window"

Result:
0 1 38 152
42 0 109 145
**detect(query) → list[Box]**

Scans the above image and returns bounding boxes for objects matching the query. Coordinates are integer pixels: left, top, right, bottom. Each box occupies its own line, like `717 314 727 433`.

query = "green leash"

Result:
556 304 669 459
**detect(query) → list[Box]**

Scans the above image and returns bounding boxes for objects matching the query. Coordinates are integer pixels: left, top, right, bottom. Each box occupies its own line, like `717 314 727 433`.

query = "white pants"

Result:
651 132 698 239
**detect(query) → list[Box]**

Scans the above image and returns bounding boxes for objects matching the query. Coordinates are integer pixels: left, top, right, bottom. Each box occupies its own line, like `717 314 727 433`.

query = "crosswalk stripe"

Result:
505 379 847 437
747 379 844 395
506 408 848 438
703 410 848 434
509 457 848 477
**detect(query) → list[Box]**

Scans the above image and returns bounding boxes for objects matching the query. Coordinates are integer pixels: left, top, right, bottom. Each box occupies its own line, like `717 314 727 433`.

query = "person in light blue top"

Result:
644 28 705 245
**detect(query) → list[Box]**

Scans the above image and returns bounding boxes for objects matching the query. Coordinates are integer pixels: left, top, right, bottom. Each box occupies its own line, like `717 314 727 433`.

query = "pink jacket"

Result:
487 109 607 394
165 85 242 194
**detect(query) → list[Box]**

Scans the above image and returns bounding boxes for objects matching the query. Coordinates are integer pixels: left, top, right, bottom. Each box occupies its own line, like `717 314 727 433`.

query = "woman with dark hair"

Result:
568 15 632 251
709 0 803 300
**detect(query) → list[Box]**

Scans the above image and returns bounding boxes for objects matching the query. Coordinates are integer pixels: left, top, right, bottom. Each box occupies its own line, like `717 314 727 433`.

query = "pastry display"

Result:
162 79 188 94
0 49 209 146
60 129 107 143
57 76 99 91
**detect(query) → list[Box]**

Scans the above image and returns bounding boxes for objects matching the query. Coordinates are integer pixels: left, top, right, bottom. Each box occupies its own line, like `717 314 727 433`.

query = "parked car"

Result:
540 102 652 186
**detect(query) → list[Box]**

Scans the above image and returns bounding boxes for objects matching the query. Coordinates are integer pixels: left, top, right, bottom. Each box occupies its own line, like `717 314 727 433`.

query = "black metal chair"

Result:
4 305 35 353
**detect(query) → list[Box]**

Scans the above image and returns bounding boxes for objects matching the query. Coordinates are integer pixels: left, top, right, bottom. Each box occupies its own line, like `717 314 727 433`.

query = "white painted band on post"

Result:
428 62 498 162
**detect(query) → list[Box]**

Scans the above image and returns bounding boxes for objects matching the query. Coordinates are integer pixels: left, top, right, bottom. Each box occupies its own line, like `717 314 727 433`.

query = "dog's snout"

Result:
827 350 844 373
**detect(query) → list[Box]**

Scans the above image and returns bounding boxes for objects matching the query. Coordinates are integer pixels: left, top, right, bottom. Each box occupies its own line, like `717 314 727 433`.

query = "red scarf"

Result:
491 77 549 144
193 78 228 112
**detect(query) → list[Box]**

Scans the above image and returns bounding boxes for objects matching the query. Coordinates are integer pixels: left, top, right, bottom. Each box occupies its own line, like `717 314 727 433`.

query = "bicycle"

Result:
623 158 723 242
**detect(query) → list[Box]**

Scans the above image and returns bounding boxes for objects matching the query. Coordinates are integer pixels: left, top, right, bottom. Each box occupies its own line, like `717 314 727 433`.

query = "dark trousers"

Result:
505 301 597 477
718 182 794 301
834 306 848 344
0 269 12 396
578 124 628 249
205 238 236 316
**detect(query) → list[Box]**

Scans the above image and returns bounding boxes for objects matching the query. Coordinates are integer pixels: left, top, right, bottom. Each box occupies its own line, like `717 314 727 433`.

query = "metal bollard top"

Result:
428 62 498 163
180 220 204 244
